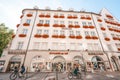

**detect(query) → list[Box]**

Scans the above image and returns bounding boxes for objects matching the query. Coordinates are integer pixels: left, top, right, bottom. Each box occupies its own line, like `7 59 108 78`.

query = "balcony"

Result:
20 15 23 18
81 16 86 19
86 17 91 20
74 25 80 28
76 35 82 39
42 34 49 38
53 24 59 27
39 14 45 17
16 24 20 28
91 36 98 40
59 24 65 28
69 35 75 39
106 14 113 18
68 25 74 28
36 23 43 27
8 50 26 54
45 15 50 18
26 14 33 17
59 15 64 18
113 37 119 40
67 16 73 19
54 15 59 18
59 35 66 38
52 35 59 38
108 28 114 31
23 23 30 26
43 24 49 27
73 16 78 19
85 36 91 39
104 37 110 41
12 35 15 38
89 26 94 29
83 25 89 28
97 19 102 22
101 27 106 31
118 48 120 51
34 34 42 38
19 34 26 37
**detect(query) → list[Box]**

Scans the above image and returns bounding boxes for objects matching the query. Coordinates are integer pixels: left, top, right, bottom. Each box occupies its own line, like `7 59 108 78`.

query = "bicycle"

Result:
68 71 83 80
9 68 27 80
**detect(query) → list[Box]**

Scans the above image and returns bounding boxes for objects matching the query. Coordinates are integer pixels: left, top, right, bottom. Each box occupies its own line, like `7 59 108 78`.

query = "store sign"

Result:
49 52 68 55
88 52 103 55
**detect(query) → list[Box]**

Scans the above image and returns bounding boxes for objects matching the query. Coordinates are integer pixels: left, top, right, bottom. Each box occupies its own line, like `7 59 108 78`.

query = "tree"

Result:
0 23 14 57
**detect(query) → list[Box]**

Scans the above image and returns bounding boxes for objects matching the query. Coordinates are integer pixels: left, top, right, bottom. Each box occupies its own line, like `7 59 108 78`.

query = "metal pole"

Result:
81 51 86 80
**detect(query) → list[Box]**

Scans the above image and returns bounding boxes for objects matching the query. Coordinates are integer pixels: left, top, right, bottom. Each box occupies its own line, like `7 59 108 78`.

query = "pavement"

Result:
0 71 120 80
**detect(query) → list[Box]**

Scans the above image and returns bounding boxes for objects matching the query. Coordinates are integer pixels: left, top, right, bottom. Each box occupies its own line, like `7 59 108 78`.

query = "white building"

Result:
0 7 120 72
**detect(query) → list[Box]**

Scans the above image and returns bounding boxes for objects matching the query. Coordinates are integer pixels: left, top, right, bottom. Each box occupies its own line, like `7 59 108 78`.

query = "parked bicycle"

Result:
9 66 27 80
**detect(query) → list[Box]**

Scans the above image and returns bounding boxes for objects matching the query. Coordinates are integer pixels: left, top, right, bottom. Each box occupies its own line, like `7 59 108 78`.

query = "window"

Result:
103 33 107 37
60 30 65 35
60 21 64 24
52 42 58 50
36 29 42 34
16 42 24 50
115 43 120 48
87 43 93 51
69 30 74 35
59 43 66 50
70 43 76 50
60 14 64 16
45 20 50 24
107 44 113 51
40 42 48 50
76 31 81 35
68 21 72 24
88 22 92 26
26 19 31 24
99 23 102 27
22 29 28 34
76 43 83 50
84 31 89 36
44 30 49 34
111 34 115 37
94 43 101 51
54 20 58 24
91 31 96 36
53 30 58 35
82 22 87 26
74 21 78 25
33 42 40 50
39 20 44 24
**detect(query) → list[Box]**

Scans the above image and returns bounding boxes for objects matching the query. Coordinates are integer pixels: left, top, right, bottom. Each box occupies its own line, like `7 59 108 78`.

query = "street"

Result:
0 71 120 80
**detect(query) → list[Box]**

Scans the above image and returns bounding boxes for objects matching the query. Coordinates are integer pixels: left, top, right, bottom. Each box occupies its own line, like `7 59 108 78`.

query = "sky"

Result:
0 0 120 32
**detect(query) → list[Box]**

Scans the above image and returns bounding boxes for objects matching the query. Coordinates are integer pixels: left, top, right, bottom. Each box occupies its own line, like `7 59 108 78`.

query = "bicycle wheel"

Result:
77 72 82 79
9 72 17 80
68 72 73 79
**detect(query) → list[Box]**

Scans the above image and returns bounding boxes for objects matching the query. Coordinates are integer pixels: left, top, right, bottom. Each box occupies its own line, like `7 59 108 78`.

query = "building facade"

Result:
0 7 120 72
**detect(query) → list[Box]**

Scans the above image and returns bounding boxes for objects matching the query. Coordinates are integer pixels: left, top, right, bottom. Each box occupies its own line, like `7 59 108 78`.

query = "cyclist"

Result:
20 64 25 75
73 65 79 76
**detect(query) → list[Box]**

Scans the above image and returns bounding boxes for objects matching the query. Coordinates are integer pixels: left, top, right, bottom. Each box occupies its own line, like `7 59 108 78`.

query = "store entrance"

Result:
91 56 105 71
52 56 66 72
7 56 21 72
111 56 119 71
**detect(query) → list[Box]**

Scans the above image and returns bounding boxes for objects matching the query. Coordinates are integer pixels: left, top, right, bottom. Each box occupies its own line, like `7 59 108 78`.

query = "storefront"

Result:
111 56 120 71
7 56 21 72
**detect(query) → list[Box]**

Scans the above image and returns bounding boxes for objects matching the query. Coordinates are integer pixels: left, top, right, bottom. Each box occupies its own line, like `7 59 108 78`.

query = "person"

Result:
73 65 79 76
20 64 25 75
